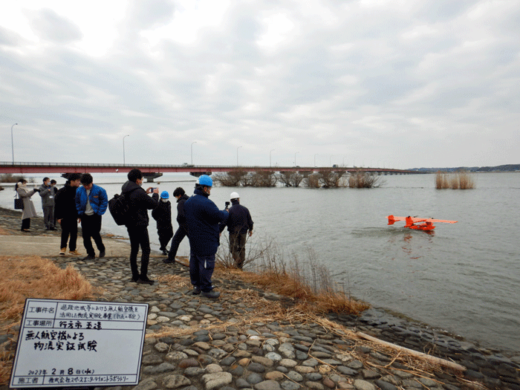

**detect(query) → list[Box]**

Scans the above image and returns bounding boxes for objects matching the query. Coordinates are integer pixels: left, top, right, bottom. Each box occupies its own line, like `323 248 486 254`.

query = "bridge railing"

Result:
0 162 406 171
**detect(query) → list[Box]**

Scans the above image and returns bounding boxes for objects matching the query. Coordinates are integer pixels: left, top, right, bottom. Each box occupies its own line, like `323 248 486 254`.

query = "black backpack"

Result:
109 193 130 226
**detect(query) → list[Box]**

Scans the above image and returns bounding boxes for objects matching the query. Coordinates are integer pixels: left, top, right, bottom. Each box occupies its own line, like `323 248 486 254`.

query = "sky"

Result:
0 0 519 169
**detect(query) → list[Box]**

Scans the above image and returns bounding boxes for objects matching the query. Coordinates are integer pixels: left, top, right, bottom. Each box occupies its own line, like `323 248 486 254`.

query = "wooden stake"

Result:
356 332 466 372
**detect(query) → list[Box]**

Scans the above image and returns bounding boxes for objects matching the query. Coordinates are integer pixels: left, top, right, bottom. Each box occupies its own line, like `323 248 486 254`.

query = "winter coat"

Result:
152 200 173 231
220 199 254 235
121 181 159 228
176 194 189 228
17 186 37 219
75 184 108 216
39 184 55 207
184 188 228 256
55 184 78 220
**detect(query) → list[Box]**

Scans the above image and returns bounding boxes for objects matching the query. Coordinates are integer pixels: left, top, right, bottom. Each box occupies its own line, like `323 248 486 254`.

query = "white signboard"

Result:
10 299 148 388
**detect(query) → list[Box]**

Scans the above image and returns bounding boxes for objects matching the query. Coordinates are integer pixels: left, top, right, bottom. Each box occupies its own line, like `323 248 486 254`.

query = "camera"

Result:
225 201 230 210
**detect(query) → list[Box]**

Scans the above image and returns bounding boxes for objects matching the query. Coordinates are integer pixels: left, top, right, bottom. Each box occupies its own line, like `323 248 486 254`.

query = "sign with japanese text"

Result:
10 299 148 388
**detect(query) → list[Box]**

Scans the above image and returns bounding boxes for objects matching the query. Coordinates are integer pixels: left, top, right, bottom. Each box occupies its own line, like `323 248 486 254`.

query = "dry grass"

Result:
278 172 304 187
213 169 248 187
458 171 475 189
251 170 277 187
0 174 29 183
348 171 384 188
156 274 192 289
216 238 369 316
435 171 449 189
305 173 322 188
0 256 96 385
435 171 475 190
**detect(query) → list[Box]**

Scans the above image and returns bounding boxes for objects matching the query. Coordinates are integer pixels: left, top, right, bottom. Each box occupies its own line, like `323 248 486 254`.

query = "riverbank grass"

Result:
0 255 95 384
216 236 369 316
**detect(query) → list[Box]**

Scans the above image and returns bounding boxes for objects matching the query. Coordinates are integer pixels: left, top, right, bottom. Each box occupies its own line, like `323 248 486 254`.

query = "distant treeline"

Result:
411 164 520 173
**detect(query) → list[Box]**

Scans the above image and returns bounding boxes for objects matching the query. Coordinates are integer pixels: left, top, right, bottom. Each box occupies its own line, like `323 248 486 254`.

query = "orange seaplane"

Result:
387 215 457 231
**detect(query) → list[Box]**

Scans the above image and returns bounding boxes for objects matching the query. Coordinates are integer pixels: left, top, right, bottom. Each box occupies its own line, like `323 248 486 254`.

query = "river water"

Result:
2 172 519 354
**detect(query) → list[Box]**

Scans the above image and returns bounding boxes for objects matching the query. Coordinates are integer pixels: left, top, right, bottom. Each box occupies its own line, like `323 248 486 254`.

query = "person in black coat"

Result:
152 191 174 255
219 191 254 269
121 169 159 284
163 187 189 264
55 174 82 256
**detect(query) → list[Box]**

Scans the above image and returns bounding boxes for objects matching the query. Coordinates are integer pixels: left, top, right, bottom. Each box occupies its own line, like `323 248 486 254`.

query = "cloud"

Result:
27 8 83 43
0 0 519 168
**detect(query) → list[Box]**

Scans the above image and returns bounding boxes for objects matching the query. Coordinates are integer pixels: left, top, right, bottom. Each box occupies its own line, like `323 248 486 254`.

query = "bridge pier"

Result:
143 172 163 182
189 172 212 178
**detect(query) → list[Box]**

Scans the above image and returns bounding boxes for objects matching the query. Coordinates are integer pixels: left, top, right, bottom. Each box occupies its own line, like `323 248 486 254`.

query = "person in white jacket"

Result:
16 180 39 232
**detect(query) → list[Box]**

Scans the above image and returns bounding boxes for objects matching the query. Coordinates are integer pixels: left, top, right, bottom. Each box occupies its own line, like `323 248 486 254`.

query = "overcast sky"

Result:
1 0 518 169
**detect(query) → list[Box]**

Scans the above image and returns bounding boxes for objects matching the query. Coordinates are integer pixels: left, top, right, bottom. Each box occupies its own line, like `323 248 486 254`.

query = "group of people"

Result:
16 169 255 299
15 177 58 232
16 174 109 259
121 169 254 299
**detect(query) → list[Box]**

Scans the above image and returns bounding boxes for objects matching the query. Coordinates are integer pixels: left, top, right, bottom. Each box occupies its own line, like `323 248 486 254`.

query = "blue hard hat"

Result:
198 175 213 187
160 191 169 199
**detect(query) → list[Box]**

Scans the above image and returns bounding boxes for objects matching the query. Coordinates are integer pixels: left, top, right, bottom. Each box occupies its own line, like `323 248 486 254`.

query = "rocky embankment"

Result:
0 207 519 390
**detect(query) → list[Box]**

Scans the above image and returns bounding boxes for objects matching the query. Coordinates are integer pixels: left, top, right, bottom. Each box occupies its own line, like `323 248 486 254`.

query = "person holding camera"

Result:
219 192 254 270
122 169 159 284
15 179 39 232
184 175 228 298
75 173 108 260
163 187 189 264
39 177 56 231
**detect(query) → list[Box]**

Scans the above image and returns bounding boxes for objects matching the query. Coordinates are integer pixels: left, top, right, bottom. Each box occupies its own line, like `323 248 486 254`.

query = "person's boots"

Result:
202 290 220 299
60 247 66 256
138 276 155 285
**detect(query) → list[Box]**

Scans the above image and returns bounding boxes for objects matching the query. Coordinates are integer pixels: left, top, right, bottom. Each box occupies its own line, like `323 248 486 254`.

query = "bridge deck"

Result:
0 162 416 175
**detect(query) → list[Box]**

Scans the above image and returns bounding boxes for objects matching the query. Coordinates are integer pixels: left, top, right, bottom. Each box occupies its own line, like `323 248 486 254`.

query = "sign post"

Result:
10 299 148 388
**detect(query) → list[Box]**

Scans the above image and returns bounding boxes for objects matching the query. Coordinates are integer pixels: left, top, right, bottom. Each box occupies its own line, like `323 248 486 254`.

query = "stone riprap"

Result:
1 208 520 390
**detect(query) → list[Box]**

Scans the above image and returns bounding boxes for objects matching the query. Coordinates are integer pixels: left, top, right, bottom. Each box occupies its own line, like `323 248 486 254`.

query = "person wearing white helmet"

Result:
219 191 254 269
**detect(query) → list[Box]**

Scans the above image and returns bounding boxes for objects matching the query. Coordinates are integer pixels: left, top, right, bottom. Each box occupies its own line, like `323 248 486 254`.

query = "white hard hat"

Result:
230 192 240 199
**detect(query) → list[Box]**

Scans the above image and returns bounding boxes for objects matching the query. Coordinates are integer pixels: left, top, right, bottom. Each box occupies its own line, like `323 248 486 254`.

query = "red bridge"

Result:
0 162 418 182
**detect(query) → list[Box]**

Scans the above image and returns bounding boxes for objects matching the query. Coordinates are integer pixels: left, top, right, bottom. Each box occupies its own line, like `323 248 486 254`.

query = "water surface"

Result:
2 172 519 353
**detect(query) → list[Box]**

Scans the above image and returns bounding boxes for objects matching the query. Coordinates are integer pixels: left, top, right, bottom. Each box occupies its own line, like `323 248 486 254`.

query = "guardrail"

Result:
0 162 407 171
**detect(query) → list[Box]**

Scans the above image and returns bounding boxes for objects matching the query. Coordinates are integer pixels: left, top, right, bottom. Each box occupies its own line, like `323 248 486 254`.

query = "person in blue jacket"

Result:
184 175 228 298
75 173 108 260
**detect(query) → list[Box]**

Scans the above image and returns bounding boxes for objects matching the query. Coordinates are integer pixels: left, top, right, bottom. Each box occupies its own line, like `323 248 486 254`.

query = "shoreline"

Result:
1 208 519 389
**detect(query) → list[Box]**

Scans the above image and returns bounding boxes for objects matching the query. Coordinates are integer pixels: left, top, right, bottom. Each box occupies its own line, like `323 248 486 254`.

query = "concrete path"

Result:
0 234 131 257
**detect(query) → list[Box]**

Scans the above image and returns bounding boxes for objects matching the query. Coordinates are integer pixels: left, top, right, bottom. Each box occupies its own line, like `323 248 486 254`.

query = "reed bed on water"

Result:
435 171 475 189
0 256 96 385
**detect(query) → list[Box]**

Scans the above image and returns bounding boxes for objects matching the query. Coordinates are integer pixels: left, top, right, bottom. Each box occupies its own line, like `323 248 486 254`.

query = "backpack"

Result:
109 193 130 226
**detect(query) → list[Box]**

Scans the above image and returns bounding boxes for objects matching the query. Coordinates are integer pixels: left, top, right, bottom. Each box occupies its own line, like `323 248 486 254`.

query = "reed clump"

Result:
435 170 475 189
0 256 96 385
320 170 348 188
0 174 30 183
305 173 322 188
250 170 277 187
348 171 384 188
278 171 304 187
213 169 248 186
435 171 450 189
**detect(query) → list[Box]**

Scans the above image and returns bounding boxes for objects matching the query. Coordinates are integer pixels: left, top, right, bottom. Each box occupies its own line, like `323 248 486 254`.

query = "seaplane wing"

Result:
387 215 457 225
